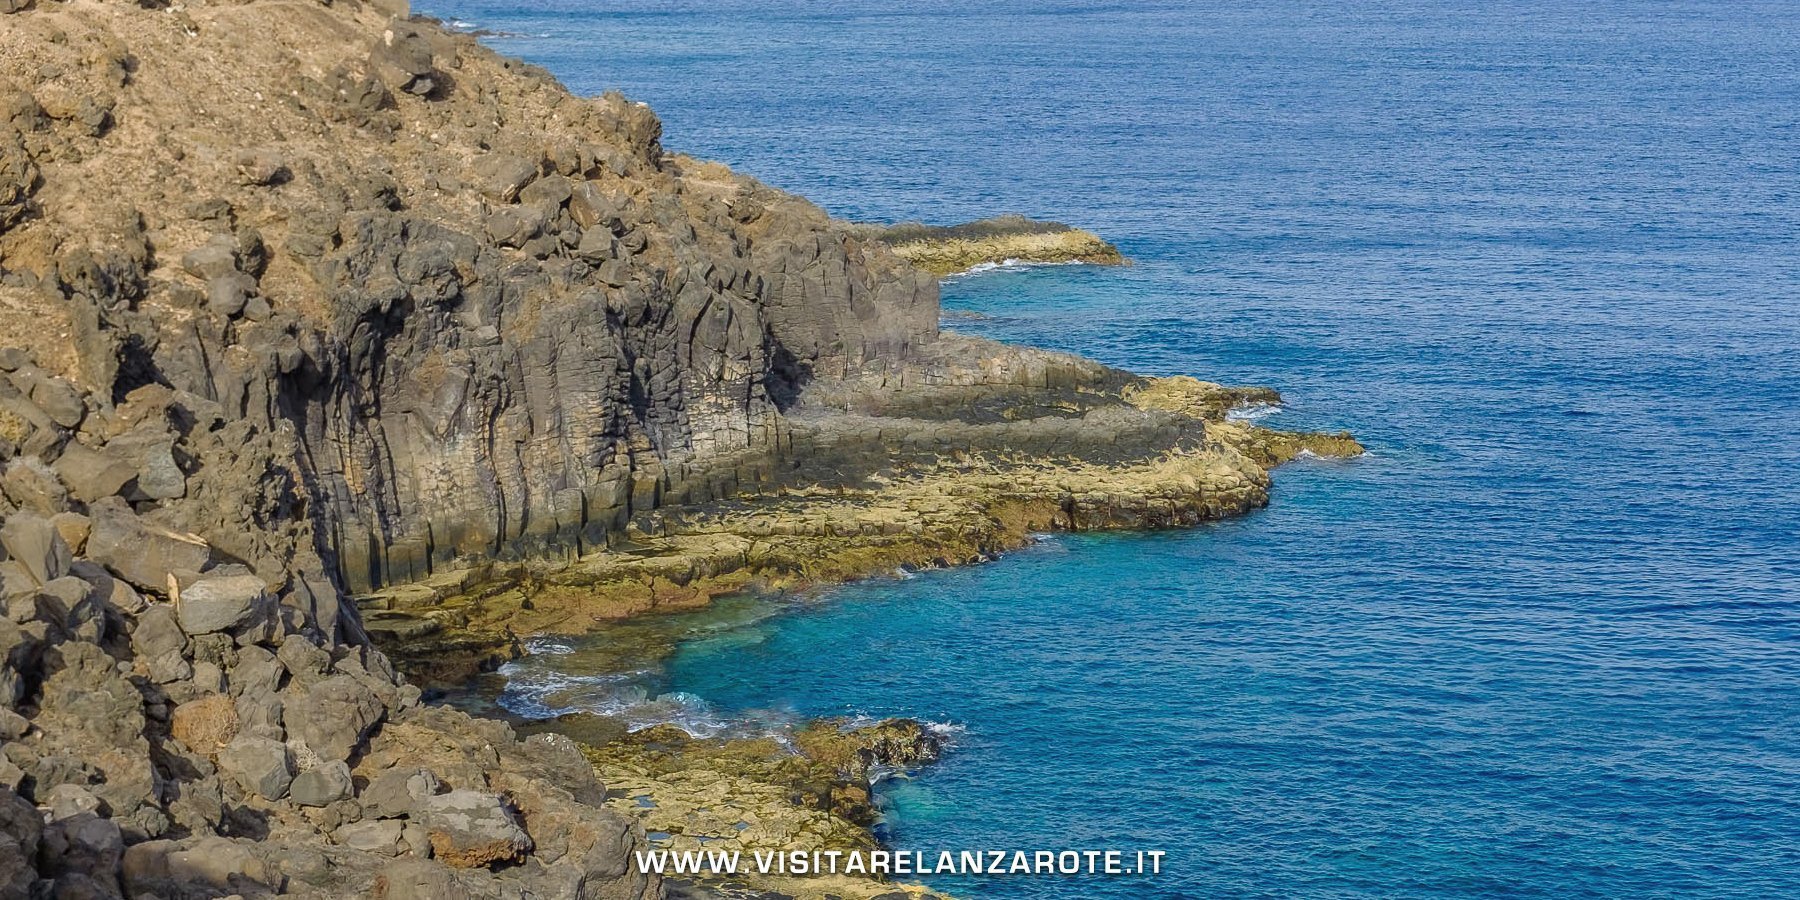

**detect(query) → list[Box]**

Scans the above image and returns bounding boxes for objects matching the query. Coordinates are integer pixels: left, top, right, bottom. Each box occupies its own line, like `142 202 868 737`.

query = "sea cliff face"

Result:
0 0 937 599
0 0 1349 631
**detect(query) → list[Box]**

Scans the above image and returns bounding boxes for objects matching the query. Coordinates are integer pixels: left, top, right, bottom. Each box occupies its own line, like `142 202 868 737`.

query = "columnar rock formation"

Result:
0 0 937 598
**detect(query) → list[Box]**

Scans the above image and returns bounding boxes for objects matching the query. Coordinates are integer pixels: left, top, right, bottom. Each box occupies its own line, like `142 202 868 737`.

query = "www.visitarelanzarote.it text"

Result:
634 848 1169 877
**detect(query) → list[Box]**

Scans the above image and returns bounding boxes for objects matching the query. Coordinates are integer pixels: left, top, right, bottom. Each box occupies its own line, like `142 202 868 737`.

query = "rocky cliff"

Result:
0 0 937 601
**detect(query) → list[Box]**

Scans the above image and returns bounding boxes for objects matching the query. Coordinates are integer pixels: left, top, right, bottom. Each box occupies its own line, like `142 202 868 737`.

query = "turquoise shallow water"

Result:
423 1 1800 896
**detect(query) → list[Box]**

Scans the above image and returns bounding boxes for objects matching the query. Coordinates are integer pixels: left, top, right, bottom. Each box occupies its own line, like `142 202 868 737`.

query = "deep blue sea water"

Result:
422 1 1800 896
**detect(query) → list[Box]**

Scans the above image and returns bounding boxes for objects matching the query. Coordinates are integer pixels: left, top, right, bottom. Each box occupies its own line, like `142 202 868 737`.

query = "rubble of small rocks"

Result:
0 493 660 898
0 351 658 895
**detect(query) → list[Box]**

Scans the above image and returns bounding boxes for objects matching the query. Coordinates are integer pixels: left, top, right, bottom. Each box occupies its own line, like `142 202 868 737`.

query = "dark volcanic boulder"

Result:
415 789 532 868
85 498 211 593
370 24 437 96
283 674 384 762
0 788 39 898
175 570 274 635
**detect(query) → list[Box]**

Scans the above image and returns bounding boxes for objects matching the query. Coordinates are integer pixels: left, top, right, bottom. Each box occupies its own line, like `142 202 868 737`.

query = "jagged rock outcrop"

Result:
0 503 661 898
0 0 936 598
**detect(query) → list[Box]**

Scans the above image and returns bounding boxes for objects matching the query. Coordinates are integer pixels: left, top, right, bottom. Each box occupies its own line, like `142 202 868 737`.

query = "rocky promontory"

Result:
847 215 1126 275
362 348 1359 686
0 0 1357 897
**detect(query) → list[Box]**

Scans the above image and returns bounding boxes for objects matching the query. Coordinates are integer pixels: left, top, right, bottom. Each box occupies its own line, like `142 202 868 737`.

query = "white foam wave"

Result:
1291 447 1373 462
1226 401 1283 422
522 637 576 655
943 258 1086 280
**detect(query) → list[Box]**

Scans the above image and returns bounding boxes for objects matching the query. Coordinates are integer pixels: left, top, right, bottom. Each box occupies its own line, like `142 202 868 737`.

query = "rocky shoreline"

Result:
362 360 1360 687
0 1 1357 897
0 500 662 899
846 215 1126 276
370 365 1358 899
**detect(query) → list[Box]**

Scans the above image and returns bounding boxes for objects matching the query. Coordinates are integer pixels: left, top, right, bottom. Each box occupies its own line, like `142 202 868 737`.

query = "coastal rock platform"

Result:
361 339 1360 686
846 215 1126 275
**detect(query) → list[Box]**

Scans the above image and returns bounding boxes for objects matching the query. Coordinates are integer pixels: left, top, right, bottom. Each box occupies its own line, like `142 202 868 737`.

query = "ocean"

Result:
419 1 1800 896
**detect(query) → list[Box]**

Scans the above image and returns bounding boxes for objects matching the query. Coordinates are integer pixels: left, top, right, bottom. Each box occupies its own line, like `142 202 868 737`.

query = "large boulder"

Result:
370 24 437 96
335 818 406 855
0 788 39 899
86 498 211 593
473 154 538 203
129 604 187 659
217 736 292 801
37 640 145 747
122 836 283 897
0 510 67 586
51 442 136 503
568 181 621 231
415 789 532 869
284 674 384 762
290 760 353 807
358 766 440 819
105 425 187 501
38 812 123 895
1 458 67 515
176 570 274 635
179 237 239 280
7 367 84 429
